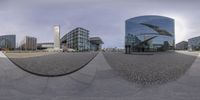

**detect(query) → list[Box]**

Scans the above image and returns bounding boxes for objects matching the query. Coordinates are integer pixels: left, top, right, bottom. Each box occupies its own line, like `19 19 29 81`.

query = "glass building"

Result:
125 15 175 53
61 27 90 51
0 35 16 50
188 36 200 51
37 42 54 50
176 41 188 50
90 37 104 51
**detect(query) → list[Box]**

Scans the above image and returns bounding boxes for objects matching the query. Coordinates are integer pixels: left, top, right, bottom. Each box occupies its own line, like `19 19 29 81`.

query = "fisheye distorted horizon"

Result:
0 0 199 48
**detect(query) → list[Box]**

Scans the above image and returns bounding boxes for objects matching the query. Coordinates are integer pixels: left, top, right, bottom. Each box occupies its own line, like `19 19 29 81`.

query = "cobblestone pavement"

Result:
0 51 200 100
103 51 198 85
5 52 97 76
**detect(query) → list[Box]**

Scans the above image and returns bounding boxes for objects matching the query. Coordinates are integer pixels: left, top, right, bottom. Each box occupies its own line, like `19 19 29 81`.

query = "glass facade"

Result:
0 35 16 50
125 15 175 53
176 41 188 50
37 43 54 50
61 27 90 51
90 37 104 51
188 36 200 51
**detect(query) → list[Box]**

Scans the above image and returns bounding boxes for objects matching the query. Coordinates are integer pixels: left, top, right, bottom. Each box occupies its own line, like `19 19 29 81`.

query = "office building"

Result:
176 41 188 50
188 36 200 51
0 34 16 50
37 42 54 50
90 37 104 51
125 15 175 53
61 27 90 51
20 36 37 50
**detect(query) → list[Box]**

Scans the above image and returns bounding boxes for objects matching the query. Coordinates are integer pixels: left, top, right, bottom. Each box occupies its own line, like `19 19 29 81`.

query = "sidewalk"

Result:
131 53 200 100
0 51 96 99
0 51 200 100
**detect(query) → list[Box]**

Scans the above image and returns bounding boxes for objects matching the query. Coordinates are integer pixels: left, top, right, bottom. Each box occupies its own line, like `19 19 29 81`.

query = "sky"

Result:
0 0 200 48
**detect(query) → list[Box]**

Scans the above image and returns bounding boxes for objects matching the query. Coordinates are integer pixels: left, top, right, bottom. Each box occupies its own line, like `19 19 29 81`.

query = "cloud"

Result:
0 0 200 47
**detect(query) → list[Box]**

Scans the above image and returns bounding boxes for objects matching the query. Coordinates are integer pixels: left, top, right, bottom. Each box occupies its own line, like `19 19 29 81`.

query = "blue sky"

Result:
0 0 200 48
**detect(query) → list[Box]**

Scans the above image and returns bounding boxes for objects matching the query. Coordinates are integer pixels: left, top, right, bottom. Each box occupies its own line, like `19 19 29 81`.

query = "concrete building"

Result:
125 15 175 53
53 25 61 49
188 36 200 51
176 41 188 50
90 37 104 51
20 36 37 50
0 35 16 50
37 42 54 50
61 27 90 51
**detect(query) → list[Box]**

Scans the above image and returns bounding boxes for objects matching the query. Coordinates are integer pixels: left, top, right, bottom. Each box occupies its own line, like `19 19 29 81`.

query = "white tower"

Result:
53 25 60 49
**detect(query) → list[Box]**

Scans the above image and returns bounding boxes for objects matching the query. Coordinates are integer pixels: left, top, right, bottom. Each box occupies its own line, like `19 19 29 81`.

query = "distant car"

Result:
67 48 76 52
63 48 76 52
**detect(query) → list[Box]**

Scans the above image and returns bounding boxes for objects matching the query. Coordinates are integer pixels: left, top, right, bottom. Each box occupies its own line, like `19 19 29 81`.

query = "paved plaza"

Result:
103 51 198 85
5 52 97 76
0 51 200 100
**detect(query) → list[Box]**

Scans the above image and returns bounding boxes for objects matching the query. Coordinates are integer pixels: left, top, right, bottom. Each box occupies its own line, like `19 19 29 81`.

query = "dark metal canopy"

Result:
89 37 104 44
